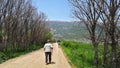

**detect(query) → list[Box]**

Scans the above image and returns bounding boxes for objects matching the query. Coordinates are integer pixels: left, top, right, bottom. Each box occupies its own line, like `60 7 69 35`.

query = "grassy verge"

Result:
61 41 103 68
0 44 43 64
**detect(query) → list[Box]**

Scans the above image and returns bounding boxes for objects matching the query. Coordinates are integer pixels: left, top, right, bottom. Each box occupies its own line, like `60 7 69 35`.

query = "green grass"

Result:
61 41 103 68
0 44 43 63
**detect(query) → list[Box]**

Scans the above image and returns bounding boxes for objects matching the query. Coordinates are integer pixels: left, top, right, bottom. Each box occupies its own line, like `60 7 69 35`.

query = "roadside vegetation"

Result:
61 41 110 68
0 0 52 63
69 0 120 68
0 44 43 63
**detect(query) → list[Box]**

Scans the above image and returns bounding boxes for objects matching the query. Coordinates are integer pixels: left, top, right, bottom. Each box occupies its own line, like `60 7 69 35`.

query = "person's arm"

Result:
51 44 53 53
51 45 53 48
44 44 46 51
44 48 45 51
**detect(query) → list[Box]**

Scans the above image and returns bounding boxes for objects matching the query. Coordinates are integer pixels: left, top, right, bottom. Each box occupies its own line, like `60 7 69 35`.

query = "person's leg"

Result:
48 52 51 63
45 52 48 64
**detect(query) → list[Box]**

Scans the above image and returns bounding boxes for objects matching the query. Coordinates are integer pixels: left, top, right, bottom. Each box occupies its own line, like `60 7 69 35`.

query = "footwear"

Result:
46 62 49 65
49 61 51 64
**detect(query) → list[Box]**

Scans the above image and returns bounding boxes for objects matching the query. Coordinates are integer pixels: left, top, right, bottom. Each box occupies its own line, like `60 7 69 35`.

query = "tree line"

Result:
0 0 51 52
69 0 120 68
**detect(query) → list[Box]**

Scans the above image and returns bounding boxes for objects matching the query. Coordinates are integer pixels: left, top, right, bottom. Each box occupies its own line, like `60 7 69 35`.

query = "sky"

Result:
32 0 73 21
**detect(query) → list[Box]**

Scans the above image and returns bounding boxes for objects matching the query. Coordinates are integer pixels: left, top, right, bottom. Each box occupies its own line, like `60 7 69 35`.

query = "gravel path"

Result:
0 43 71 68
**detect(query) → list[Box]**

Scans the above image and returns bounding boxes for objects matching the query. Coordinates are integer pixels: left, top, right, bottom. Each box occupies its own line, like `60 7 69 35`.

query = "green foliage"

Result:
0 44 43 64
26 44 43 51
46 32 53 40
0 52 8 63
40 32 53 44
117 46 120 67
61 41 103 68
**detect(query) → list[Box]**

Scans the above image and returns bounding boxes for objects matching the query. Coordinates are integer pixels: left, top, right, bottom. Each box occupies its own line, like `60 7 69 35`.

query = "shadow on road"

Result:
46 61 55 65
51 62 55 64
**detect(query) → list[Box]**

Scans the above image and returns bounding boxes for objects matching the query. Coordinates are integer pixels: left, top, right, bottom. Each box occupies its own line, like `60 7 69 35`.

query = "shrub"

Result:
0 52 8 63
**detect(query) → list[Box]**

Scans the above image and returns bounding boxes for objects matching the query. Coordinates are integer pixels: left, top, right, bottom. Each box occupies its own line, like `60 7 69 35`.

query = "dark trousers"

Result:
45 52 51 63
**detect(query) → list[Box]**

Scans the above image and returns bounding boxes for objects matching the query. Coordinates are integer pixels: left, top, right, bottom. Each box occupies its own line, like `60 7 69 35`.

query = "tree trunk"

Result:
93 41 99 68
111 42 117 68
103 40 108 68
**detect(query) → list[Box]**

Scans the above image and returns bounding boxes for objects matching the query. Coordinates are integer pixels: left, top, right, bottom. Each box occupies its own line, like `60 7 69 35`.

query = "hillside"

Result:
47 21 89 42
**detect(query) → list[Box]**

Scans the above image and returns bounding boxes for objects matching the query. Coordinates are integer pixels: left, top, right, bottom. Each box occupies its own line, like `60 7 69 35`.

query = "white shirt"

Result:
44 43 53 52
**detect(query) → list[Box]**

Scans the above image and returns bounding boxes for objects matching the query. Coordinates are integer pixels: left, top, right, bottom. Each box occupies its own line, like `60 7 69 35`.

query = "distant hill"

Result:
47 21 89 42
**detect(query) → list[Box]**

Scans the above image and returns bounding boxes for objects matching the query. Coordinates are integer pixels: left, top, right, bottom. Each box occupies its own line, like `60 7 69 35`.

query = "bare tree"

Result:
70 0 120 67
0 0 51 52
94 0 120 68
69 0 103 67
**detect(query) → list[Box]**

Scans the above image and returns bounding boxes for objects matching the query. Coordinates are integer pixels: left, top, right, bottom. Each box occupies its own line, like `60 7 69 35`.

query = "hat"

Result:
47 39 50 42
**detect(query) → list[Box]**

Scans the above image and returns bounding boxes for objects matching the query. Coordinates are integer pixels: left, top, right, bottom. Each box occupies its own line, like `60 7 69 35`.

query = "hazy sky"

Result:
32 0 73 21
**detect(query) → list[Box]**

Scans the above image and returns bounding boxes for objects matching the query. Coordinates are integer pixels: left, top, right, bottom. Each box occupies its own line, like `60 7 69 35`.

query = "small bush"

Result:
0 51 8 63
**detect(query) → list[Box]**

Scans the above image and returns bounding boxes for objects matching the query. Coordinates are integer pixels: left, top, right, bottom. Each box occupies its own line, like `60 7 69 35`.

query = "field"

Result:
61 41 103 68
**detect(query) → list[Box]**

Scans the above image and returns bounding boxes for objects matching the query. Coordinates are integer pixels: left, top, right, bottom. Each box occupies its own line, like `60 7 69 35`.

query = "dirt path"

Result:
0 43 71 68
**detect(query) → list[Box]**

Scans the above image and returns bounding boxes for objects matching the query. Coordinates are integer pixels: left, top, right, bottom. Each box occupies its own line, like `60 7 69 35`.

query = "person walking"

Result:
44 39 53 65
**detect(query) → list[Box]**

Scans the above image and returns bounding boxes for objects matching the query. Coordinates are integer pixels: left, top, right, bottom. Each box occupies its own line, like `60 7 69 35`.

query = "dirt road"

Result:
0 43 71 68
